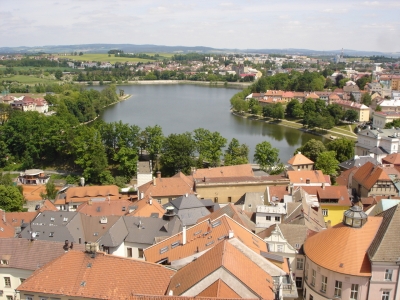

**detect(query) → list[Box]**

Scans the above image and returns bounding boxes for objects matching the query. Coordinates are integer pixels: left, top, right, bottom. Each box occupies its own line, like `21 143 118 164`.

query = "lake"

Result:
94 84 325 163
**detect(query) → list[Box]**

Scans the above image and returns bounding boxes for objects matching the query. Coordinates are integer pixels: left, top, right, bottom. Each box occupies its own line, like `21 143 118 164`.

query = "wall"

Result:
123 241 150 260
1 269 32 300
303 257 369 300
369 262 399 300
321 205 349 226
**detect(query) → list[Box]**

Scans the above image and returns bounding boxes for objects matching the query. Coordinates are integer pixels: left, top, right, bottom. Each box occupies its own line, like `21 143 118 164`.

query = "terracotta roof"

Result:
144 215 268 264
368 204 400 262
267 186 289 203
382 153 400 165
0 238 84 270
0 211 15 238
168 240 274 299
5 211 38 228
131 295 257 300
139 173 194 198
197 203 255 232
336 167 358 187
66 185 120 203
18 251 176 299
77 199 134 216
127 199 166 218
304 217 382 276
197 279 241 298
287 153 314 166
316 185 352 206
38 199 58 212
287 170 327 184
353 162 394 190
192 164 254 179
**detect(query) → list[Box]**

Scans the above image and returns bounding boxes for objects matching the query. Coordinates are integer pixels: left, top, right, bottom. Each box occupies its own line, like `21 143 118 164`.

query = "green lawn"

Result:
1 75 56 84
59 54 155 63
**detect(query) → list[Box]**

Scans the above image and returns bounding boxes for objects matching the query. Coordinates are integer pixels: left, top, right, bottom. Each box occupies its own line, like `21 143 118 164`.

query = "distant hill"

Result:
0 44 399 57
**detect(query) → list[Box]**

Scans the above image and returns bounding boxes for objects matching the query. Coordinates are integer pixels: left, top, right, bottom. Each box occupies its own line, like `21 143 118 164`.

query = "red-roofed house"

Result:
287 152 314 171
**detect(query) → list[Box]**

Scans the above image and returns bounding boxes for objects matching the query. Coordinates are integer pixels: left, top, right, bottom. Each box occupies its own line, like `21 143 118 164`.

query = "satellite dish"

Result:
31 232 37 238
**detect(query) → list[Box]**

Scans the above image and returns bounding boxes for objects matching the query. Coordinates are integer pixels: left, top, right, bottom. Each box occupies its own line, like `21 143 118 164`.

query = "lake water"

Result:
94 84 325 163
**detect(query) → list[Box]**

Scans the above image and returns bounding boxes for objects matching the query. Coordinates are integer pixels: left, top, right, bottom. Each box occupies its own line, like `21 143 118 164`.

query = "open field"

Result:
58 53 155 63
1 75 57 84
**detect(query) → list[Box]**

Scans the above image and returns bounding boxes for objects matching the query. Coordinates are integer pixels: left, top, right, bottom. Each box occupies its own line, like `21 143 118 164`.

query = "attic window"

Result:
206 241 214 247
87 263 92 268
295 243 300 249
50 217 55 222
80 281 86 287
63 217 68 222
93 232 99 236
122 206 126 211
194 230 202 236
96 207 101 212
160 246 169 254
211 220 221 228
49 232 54 237
218 235 226 240
1 260 9 265
171 241 180 249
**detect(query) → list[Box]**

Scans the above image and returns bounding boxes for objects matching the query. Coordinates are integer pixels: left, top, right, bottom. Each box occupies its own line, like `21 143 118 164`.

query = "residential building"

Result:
0 238 84 300
255 203 286 230
287 170 329 187
351 162 400 198
138 172 195 205
137 161 153 187
355 127 400 161
339 155 379 171
303 206 382 300
374 99 400 112
382 153 400 166
287 152 314 171
334 99 370 122
366 81 383 94
17 169 50 185
17 249 176 300
373 111 400 129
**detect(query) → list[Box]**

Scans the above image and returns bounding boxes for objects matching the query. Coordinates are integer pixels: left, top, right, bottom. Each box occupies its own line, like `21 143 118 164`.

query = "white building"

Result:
255 203 286 229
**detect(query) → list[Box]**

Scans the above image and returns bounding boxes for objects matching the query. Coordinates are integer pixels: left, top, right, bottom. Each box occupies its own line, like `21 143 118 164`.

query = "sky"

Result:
1 0 400 52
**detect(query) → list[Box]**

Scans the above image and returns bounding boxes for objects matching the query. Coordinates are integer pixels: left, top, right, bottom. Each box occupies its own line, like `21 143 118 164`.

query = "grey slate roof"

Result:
19 211 84 243
368 204 400 262
339 156 379 170
80 215 121 243
123 216 182 245
369 146 389 155
163 195 210 226
234 192 265 213
98 217 128 247
0 238 85 271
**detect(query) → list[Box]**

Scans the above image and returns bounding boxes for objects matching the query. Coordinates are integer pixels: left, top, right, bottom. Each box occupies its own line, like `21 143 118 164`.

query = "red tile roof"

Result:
5 211 38 228
168 241 274 299
197 279 241 298
77 199 134 216
18 251 175 299
382 153 400 165
139 173 194 199
192 164 254 179
287 170 327 184
287 153 314 166
66 185 120 203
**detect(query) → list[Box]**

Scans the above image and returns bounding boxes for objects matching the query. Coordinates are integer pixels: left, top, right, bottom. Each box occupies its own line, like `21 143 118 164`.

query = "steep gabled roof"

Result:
17 251 176 299
382 153 400 165
368 204 400 262
127 199 166 218
197 279 241 298
66 185 120 203
139 174 194 198
167 241 274 299
353 162 393 190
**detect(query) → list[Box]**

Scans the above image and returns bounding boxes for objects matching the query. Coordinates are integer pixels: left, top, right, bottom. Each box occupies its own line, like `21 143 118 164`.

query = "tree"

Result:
45 180 58 200
271 103 285 119
326 138 355 162
376 105 382 112
302 98 316 115
224 138 249 166
254 141 279 171
193 128 227 167
361 93 372 106
0 185 24 212
286 99 303 118
295 139 326 162
55 70 63 80
344 109 358 122
114 146 138 179
315 151 339 177
327 103 344 125
356 75 371 90
160 132 195 176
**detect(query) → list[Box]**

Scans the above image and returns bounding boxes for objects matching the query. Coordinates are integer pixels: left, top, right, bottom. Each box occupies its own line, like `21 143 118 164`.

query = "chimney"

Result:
322 182 326 190
140 192 144 200
88 200 92 206
153 177 156 186
182 225 187 245
185 193 188 197
228 230 234 239
157 171 161 178
149 198 153 205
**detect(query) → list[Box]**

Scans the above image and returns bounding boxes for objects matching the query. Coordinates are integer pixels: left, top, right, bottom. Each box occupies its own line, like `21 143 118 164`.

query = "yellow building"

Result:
334 99 370 122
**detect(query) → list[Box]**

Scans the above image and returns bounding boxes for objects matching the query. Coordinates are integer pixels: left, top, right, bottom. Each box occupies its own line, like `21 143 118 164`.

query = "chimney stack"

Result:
182 225 187 245
153 177 156 186
157 171 161 178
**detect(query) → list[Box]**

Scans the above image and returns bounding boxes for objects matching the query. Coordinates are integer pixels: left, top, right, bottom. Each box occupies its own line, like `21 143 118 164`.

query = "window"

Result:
334 280 342 298
6 296 13 300
157 199 161 204
385 269 393 281
1 259 9 265
4 276 11 287
382 291 390 300
49 232 54 237
277 244 283 252
296 258 304 270
321 275 327 293
138 248 144 258
350 284 359 300
305 262 309 279
309 295 313 300
322 209 328 216
275 216 281 222
295 277 302 288
266 216 271 221
311 269 316 286
127 247 132 258
228 197 232 202
25 297 33 300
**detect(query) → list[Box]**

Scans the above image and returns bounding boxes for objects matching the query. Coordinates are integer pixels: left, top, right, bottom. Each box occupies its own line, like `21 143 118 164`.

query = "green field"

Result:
1 75 56 84
58 53 155 63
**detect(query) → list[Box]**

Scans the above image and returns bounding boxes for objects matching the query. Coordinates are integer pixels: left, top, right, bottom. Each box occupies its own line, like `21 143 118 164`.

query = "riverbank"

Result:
231 110 358 141
78 80 250 89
